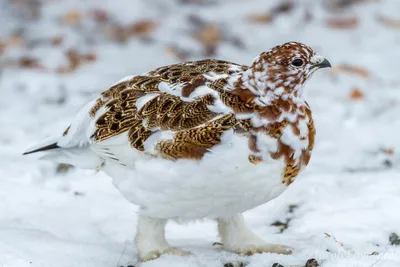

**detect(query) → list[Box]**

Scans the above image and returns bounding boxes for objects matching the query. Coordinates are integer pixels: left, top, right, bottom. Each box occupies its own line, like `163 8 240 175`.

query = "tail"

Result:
23 135 61 155
23 98 105 170
23 143 59 155
23 135 103 170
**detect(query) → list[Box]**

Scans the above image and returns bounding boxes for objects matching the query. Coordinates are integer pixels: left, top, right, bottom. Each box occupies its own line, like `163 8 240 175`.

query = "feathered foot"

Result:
217 214 292 256
135 216 191 261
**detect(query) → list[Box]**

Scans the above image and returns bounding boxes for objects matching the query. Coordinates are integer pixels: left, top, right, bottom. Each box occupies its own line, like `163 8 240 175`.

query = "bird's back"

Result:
25 59 249 168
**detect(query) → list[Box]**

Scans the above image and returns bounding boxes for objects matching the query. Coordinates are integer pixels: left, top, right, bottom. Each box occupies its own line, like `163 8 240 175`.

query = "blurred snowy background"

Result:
1 0 400 266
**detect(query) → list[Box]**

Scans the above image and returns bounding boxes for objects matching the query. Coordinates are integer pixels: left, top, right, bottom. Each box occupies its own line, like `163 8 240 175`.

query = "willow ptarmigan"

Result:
24 41 331 261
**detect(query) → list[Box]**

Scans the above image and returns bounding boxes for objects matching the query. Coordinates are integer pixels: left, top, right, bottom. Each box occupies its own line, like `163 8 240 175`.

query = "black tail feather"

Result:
23 143 60 155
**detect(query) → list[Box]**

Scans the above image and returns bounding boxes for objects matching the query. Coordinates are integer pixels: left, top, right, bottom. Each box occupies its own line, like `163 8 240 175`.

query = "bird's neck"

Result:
226 67 306 114
232 66 306 103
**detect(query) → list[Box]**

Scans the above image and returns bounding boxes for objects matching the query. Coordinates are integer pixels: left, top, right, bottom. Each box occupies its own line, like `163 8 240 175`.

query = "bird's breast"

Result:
233 101 315 186
102 117 314 219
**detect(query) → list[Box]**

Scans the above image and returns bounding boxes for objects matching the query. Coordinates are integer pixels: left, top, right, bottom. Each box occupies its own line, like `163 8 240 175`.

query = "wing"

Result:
86 59 249 161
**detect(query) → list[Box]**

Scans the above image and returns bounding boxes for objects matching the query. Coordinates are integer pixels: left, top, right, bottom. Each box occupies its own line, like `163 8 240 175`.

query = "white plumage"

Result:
24 42 331 261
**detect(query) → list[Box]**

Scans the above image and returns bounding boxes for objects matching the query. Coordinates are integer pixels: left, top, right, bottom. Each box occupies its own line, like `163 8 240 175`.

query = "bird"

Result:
24 41 331 261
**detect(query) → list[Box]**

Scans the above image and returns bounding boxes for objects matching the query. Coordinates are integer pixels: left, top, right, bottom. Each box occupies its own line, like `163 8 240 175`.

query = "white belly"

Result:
102 131 288 220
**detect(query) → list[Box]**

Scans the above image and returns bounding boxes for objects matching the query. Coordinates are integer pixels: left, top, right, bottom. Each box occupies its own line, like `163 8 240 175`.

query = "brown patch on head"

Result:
259 41 315 67
248 42 319 94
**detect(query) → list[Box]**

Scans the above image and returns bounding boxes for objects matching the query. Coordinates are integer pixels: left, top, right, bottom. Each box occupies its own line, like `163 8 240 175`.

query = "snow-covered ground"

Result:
1 0 400 266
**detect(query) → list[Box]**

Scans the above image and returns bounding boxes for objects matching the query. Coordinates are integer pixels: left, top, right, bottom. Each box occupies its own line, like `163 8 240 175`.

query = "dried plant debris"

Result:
63 8 158 44
382 148 394 156
378 148 395 168
324 232 355 254
165 45 193 61
378 16 400 28
331 64 371 78
2 33 61 51
73 191 85 197
195 22 223 56
19 56 45 70
323 0 374 11
179 0 218 5
271 220 290 233
63 10 82 25
129 19 158 39
271 258 319 267
57 49 97 73
224 261 247 267
326 17 359 29
50 36 64 46
103 19 157 43
0 43 5 56
247 13 273 24
247 1 294 24
0 32 24 55
10 0 42 20
1 56 45 71
271 1 295 14
56 163 74 174
288 204 298 213
271 204 298 233
349 88 364 100
345 164 393 173
305 258 319 267
3 46 97 72
103 24 130 43
389 233 400 246
91 9 110 23
344 147 396 173
324 233 345 248
188 15 244 56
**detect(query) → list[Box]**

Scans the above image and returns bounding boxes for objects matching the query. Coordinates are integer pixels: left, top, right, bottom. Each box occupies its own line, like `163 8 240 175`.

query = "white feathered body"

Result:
26 57 315 221
102 132 287 219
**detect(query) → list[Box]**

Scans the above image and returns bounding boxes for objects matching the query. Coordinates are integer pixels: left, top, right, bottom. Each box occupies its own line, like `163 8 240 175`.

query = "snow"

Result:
1 0 400 266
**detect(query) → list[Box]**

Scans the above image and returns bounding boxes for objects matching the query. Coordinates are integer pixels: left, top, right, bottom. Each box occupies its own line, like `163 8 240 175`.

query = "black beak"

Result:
317 58 331 69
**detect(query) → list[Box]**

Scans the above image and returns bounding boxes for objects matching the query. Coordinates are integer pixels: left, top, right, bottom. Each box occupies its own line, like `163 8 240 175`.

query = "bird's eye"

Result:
291 59 304 67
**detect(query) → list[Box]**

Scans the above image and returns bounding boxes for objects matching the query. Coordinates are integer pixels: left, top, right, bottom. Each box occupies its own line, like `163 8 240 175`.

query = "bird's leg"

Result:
217 214 292 256
135 216 190 261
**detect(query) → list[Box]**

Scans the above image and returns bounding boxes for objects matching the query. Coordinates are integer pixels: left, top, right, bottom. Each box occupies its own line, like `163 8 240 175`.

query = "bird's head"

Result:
248 41 331 98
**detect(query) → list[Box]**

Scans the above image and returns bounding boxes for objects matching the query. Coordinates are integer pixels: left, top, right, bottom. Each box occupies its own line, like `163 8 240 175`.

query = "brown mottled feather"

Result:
89 60 246 160
85 56 316 185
